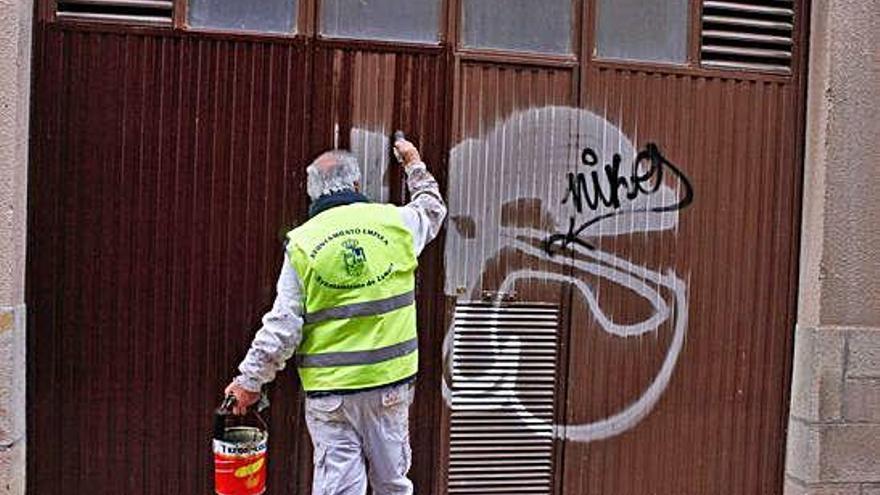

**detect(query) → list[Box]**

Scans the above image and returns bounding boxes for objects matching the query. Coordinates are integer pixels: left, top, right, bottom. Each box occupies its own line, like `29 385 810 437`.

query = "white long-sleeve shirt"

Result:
234 162 447 392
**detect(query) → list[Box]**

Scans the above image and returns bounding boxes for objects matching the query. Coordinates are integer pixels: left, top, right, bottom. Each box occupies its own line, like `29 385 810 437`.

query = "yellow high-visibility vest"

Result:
287 202 418 392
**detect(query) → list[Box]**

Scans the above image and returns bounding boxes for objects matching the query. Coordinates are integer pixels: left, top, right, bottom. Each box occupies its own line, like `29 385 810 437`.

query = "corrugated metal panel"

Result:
442 57 801 494
56 0 174 26
446 62 576 301
701 0 795 73
448 303 561 495
557 66 800 494
27 28 313 494
28 29 452 495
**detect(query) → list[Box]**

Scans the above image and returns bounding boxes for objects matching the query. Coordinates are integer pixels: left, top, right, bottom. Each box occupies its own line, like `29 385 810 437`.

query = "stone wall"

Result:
0 309 24 494
786 0 880 493
0 0 31 491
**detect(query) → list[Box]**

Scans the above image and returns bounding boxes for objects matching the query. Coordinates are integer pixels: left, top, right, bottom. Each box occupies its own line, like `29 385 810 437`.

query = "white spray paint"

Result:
501 235 688 442
442 106 692 443
349 126 392 203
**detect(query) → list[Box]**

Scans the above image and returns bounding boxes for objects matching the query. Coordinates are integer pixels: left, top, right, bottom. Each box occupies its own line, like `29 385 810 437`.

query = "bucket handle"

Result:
214 393 269 440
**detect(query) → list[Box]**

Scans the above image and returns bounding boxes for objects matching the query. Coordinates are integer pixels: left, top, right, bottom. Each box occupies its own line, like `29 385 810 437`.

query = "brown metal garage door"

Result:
27 0 808 493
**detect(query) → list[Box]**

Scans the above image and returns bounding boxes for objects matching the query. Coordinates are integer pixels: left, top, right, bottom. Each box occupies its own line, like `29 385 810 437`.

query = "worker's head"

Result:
306 150 362 200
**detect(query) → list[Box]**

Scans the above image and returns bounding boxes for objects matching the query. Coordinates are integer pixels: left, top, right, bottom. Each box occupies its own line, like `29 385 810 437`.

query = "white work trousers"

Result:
304 382 414 495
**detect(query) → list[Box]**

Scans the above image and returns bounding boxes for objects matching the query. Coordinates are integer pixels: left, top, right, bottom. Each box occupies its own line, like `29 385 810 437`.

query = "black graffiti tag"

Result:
542 143 694 255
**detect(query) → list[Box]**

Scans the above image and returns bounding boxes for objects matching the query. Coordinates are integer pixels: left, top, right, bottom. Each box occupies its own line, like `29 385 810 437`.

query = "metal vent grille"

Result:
701 0 794 73
56 0 174 26
448 302 561 495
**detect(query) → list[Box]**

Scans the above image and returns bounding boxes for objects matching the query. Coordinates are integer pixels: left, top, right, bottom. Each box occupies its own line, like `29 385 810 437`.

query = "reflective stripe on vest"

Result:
287 202 419 392
302 290 415 325
296 337 418 368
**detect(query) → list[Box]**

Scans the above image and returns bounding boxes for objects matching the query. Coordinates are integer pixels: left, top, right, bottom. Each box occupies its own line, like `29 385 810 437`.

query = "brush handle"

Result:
392 130 407 163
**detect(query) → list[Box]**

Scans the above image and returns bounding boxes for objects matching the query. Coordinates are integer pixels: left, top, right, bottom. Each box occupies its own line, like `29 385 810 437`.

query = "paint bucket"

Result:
213 396 269 495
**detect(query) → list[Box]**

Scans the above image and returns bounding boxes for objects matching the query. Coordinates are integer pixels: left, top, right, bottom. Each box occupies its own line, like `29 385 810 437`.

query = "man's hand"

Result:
394 139 421 168
224 381 261 416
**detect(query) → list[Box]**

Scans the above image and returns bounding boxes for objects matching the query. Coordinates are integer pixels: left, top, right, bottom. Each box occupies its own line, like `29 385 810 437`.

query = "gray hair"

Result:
306 150 362 200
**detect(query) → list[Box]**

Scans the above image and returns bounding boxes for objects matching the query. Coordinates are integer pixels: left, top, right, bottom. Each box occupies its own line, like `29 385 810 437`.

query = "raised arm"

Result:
394 139 447 255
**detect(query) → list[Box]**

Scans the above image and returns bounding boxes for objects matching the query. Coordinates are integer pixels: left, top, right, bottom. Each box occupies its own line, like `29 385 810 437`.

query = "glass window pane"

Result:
462 0 573 54
320 0 440 43
189 0 298 33
596 0 688 63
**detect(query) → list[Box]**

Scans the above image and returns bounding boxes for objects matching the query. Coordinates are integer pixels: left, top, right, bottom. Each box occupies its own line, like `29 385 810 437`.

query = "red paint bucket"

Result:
213 396 269 495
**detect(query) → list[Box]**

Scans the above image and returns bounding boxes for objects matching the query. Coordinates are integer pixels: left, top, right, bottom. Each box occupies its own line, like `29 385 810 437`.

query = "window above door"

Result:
319 0 442 44
189 0 298 34
594 0 689 64
460 0 574 55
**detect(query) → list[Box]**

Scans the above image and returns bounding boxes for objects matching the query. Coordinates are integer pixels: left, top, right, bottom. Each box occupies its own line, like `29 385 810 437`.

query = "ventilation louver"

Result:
448 302 561 495
56 0 173 26
701 0 794 73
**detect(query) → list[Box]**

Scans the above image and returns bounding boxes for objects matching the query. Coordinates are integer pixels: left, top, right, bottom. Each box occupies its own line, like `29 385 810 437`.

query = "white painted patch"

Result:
349 126 392 203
